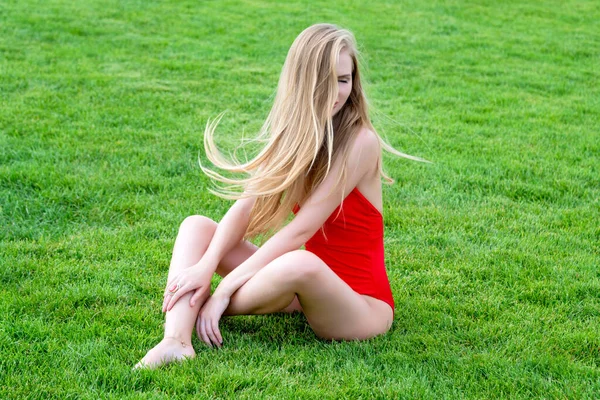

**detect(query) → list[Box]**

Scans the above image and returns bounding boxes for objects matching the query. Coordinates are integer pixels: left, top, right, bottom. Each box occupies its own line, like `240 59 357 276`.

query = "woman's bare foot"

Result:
134 337 196 370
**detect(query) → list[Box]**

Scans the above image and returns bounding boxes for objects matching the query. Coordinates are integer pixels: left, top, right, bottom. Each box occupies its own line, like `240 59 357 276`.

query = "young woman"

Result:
135 23 419 369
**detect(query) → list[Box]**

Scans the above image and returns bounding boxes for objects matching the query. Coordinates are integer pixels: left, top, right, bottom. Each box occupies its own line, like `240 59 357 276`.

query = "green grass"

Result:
1 0 599 398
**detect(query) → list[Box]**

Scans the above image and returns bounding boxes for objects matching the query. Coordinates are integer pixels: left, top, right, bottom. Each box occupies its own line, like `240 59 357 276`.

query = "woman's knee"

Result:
269 250 326 285
179 215 217 235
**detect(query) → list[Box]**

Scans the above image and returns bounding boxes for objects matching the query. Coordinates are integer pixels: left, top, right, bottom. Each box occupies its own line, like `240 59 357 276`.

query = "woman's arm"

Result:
212 128 380 299
197 196 256 272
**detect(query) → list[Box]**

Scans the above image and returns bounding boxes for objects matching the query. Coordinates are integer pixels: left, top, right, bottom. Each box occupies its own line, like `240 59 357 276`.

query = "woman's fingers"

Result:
189 287 205 307
164 275 178 293
162 280 207 312
165 283 189 312
199 317 212 347
166 290 182 312
162 285 175 312
162 281 179 312
211 319 223 347
163 277 179 298
195 314 203 340
161 294 169 312
206 319 221 348
195 302 224 348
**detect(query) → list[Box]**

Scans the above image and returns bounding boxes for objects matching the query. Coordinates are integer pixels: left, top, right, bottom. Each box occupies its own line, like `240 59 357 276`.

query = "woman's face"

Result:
332 49 353 116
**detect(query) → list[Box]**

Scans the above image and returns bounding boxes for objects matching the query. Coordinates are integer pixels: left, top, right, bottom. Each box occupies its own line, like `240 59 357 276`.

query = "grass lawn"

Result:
1 0 599 398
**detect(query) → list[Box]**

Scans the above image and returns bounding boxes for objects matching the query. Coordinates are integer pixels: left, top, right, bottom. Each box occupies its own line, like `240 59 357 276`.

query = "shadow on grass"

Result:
215 313 316 348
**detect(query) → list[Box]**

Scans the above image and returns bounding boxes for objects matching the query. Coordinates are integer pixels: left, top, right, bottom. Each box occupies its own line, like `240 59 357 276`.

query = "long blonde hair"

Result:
202 23 419 239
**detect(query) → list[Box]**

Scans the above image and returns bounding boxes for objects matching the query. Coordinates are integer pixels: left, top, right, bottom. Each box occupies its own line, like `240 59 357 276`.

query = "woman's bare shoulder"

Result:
353 127 379 149
349 127 380 171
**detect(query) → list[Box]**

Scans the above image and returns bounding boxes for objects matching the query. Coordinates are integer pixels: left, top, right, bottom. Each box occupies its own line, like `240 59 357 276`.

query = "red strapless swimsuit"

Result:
294 187 395 311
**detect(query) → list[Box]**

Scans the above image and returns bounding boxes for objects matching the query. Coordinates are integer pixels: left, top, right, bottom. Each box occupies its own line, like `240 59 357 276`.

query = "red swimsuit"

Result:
295 187 395 311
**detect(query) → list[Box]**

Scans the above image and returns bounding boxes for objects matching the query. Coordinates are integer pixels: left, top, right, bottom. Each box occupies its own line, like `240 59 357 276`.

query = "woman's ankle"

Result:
163 334 192 347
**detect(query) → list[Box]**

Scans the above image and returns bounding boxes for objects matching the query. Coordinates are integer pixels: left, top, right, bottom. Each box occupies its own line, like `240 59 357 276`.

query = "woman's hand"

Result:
196 294 230 348
162 266 214 312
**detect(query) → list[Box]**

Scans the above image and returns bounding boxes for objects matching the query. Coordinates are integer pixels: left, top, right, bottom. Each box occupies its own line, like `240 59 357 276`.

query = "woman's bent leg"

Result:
224 250 393 340
135 215 257 369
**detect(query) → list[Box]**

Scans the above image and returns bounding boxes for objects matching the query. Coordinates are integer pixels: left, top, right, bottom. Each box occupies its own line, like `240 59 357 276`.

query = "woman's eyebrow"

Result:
338 74 352 79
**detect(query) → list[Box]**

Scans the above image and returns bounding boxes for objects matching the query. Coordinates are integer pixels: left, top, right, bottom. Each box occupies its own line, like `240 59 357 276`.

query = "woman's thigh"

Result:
226 250 393 340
